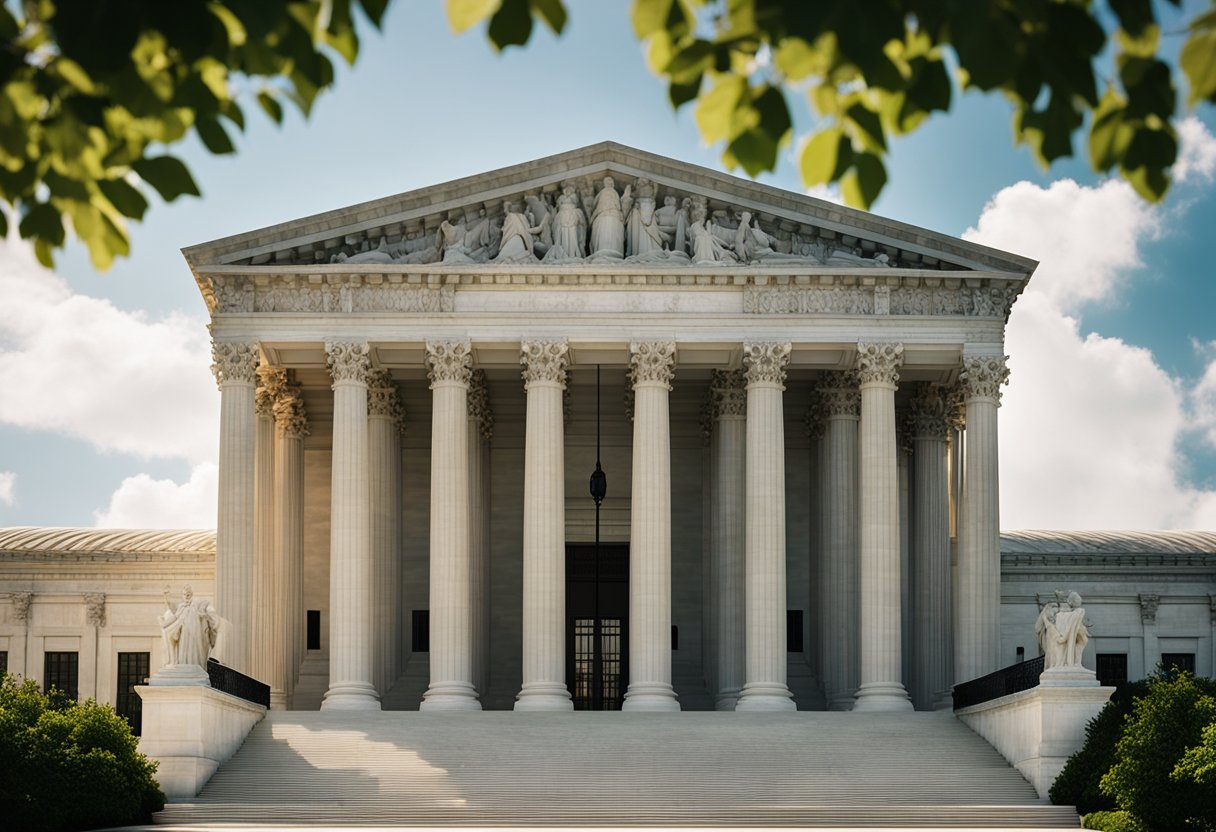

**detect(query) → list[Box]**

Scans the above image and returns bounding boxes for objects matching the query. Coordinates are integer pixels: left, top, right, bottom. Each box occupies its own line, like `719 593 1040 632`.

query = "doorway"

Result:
566 543 628 710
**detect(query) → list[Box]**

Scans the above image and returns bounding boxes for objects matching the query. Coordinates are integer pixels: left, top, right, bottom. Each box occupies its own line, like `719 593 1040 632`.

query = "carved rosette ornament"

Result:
520 340 569 388
855 342 904 387
468 369 493 439
255 366 288 417
816 371 861 419
84 593 106 628
959 355 1011 403
10 591 32 624
425 340 473 388
210 341 259 387
710 369 747 419
908 383 952 440
273 385 310 439
629 341 677 390
1139 593 1160 625
325 341 371 387
742 341 792 389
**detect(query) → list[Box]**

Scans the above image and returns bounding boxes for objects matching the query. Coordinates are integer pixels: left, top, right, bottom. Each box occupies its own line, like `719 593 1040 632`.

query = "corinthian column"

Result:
272 386 308 705
516 341 572 711
211 341 259 674
711 369 746 710
818 371 860 710
367 370 404 698
909 383 953 709
421 340 481 710
321 342 380 710
253 366 286 700
468 370 492 701
737 342 796 711
623 341 680 711
854 342 912 712
956 355 1010 683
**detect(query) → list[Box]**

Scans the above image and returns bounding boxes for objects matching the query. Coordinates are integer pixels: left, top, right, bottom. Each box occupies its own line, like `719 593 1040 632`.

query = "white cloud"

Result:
0 471 15 506
964 178 1216 530
1192 342 1216 449
93 463 218 528
0 239 218 464
1173 116 1216 184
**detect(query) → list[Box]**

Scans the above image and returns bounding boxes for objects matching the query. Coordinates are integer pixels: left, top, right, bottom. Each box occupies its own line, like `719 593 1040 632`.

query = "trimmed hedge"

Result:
0 674 165 832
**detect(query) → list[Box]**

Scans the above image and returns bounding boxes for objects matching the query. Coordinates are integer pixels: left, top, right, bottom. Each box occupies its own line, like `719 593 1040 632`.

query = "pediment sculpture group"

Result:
333 176 894 269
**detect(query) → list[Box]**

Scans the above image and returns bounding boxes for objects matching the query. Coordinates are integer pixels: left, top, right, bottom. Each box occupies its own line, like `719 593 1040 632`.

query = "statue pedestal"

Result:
148 663 210 687
955 672 1114 799
136 685 265 798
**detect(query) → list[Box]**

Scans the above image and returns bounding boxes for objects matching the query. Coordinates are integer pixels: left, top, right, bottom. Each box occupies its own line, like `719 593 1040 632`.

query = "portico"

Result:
186 143 1032 713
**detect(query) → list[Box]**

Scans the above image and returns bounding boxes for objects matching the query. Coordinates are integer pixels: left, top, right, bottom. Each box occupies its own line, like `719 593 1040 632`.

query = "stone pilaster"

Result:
272 385 308 704
711 369 746 709
909 383 954 709
210 340 259 674
321 341 380 710
253 366 286 700
367 369 403 698
806 396 828 689
516 340 573 710
854 342 913 711
623 341 680 711
956 355 1010 683
818 371 860 710
737 342 796 711
468 369 492 701
421 340 481 710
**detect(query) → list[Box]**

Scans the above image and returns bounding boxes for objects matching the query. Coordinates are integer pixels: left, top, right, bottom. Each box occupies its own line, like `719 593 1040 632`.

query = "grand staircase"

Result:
154 710 1079 828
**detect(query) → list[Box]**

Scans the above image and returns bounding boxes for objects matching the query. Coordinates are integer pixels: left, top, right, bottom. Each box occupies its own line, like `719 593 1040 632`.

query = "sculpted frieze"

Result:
213 277 454 314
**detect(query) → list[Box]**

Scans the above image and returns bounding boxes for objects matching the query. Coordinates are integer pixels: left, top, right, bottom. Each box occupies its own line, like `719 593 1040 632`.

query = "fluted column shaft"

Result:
956 355 1009 683
711 370 746 709
623 341 680 711
367 370 403 698
516 342 572 710
422 341 481 710
737 342 795 711
468 370 492 701
819 372 860 710
910 384 953 709
211 341 259 674
253 368 285 702
273 387 307 706
854 342 913 712
321 342 379 710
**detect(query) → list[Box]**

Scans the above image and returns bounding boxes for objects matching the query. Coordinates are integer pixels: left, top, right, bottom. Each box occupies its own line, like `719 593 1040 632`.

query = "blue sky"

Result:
1 2 1215 530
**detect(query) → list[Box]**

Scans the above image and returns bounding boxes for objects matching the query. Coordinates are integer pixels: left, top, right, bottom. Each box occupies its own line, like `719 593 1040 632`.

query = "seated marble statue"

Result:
1035 590 1090 669
733 211 807 264
689 218 738 265
438 210 476 264
494 200 544 264
159 585 218 670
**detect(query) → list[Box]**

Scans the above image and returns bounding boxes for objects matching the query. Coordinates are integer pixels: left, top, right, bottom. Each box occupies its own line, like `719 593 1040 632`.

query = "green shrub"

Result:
1174 721 1216 788
1082 810 1144 832
1050 681 1148 813
1100 672 1216 832
0 674 165 832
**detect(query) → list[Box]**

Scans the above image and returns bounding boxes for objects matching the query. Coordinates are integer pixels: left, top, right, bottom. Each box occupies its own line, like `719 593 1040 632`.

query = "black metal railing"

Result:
953 655 1045 710
207 658 270 708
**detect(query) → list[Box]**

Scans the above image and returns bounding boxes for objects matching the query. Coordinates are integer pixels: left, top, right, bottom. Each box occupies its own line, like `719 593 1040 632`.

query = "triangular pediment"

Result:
184 142 1035 277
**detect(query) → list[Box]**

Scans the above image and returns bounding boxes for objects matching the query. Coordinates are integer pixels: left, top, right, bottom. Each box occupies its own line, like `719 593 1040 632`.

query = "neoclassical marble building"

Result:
2 145 1213 719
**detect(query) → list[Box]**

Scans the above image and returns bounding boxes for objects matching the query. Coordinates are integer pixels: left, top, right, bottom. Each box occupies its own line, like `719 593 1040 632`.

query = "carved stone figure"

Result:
438 211 475 264
549 184 587 259
733 211 802 263
159 585 218 670
689 218 737 265
1036 590 1091 669
624 178 669 258
586 176 629 259
494 200 543 264
332 236 395 264
655 195 688 254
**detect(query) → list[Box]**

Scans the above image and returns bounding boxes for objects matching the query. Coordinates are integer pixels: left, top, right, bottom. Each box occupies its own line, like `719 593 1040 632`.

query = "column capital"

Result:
255 366 288 417
468 369 493 439
367 369 407 432
804 396 826 440
742 341 791 388
710 369 747 420
909 383 952 440
817 370 861 419
325 341 371 386
630 341 676 389
960 354 1011 403
272 385 310 439
426 340 473 387
9 591 32 624
84 593 106 628
210 341 259 387
856 342 903 387
520 339 569 389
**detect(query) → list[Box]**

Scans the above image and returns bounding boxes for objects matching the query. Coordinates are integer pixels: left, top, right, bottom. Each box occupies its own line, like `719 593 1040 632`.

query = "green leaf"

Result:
951 4 1021 90
1110 0 1155 38
196 117 236 154
0 208 7 239
668 77 701 108
728 128 778 176
97 178 149 221
1124 162 1170 202
694 75 746 144
19 202 66 248
131 156 201 202
774 37 818 82
1088 91 1134 172
1120 56 1175 119
487 0 533 49
44 170 91 202
258 91 284 124
447 0 501 34
666 40 714 82
799 125 851 187
357 0 391 27
1181 29 1216 106
841 151 887 209
904 56 951 116
1123 125 1177 172
845 101 885 152
632 0 673 39
529 0 566 35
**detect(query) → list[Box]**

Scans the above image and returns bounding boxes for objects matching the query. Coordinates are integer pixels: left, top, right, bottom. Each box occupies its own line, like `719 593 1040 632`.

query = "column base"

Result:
321 681 381 711
933 689 955 710
714 689 740 711
827 689 857 711
269 690 288 710
622 682 680 712
421 681 482 711
514 683 573 711
853 681 913 712
736 682 796 712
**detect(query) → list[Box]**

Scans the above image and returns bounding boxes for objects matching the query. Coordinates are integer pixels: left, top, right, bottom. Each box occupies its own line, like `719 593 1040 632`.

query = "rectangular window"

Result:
44 652 79 700
787 610 804 653
1162 653 1196 674
306 610 321 651
1097 653 1128 687
412 610 429 653
116 652 150 736
671 625 679 651
0 651 7 677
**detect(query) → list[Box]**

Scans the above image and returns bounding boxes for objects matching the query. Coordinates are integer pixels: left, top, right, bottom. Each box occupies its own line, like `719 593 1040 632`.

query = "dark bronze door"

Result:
566 543 628 710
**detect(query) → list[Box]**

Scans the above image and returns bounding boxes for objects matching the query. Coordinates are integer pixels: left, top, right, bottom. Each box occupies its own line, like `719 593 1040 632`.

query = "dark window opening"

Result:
787 610 804 653
412 610 429 653
44 651 79 701
306 610 321 650
1097 653 1128 687
1016 646 1025 663
1162 653 1196 674
0 651 7 677
116 652 150 735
